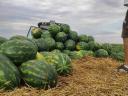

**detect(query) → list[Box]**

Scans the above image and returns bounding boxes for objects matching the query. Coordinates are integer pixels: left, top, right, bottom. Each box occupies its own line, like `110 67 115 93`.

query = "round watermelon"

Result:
76 42 89 50
79 35 88 42
88 36 94 42
110 52 124 61
48 24 61 36
69 51 84 59
101 43 112 54
41 31 51 38
68 31 78 41
95 49 109 57
0 36 8 46
51 49 61 53
65 39 76 50
56 42 64 50
60 24 70 34
20 60 58 89
88 41 101 51
32 38 47 51
0 54 20 90
31 27 43 39
44 53 72 75
55 32 67 42
0 39 38 65
44 37 56 51
63 50 71 55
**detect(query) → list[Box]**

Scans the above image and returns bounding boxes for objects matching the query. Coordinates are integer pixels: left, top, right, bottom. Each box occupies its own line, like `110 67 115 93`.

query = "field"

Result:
1 51 128 96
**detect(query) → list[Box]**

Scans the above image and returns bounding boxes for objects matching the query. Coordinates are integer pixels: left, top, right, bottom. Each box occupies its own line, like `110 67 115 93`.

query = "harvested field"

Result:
0 56 128 96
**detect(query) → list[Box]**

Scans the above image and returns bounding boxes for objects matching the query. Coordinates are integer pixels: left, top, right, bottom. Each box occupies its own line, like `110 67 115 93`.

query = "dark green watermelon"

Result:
44 37 56 51
76 42 89 50
56 42 64 50
0 36 8 46
88 36 94 42
95 49 109 57
88 41 101 51
68 31 78 41
32 38 47 51
65 39 76 50
60 24 70 34
0 54 20 90
79 35 88 42
20 60 58 89
41 31 52 38
48 24 61 36
55 32 67 42
110 52 124 61
101 43 112 55
0 39 37 65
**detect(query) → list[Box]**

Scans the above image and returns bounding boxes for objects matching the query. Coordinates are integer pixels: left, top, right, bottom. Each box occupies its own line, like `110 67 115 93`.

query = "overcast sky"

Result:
0 0 126 43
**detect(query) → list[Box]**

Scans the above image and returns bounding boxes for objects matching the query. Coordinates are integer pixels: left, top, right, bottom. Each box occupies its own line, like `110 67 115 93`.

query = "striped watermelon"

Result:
20 60 58 89
44 52 72 75
0 54 20 90
0 36 8 46
0 39 37 65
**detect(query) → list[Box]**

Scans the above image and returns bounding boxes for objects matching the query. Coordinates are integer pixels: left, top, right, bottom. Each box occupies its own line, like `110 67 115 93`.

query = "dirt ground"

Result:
0 56 128 96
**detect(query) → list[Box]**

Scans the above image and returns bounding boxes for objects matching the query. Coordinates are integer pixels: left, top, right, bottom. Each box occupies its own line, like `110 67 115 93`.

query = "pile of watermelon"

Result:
0 22 124 91
31 23 124 60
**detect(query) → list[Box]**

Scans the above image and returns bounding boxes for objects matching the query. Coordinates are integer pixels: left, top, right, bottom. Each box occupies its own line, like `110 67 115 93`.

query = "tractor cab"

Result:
27 20 63 38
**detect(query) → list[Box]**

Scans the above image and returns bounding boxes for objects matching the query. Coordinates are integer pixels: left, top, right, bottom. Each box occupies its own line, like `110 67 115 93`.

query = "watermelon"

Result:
44 53 72 75
31 27 43 39
60 24 70 33
20 60 58 89
88 36 94 42
110 52 124 61
76 42 89 50
10 35 28 40
0 39 37 65
36 52 45 61
48 24 61 36
65 40 76 50
79 35 88 42
88 41 101 51
63 50 71 55
69 51 84 59
55 32 67 42
44 37 56 51
68 31 78 41
79 50 94 57
101 43 112 54
0 36 7 46
95 49 109 57
41 31 51 38
56 42 64 50
32 38 47 51
51 49 61 53
0 54 20 90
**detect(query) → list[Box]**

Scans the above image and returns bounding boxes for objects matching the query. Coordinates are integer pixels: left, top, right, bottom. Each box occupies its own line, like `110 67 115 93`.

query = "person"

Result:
118 10 128 72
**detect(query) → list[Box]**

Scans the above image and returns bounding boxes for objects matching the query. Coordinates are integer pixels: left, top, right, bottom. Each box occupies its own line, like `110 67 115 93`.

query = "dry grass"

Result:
1 56 128 96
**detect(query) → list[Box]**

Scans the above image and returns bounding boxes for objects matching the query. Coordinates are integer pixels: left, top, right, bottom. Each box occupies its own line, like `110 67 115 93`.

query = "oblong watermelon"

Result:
88 41 101 51
95 49 109 57
44 52 72 75
20 60 58 89
0 39 38 65
0 54 20 90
